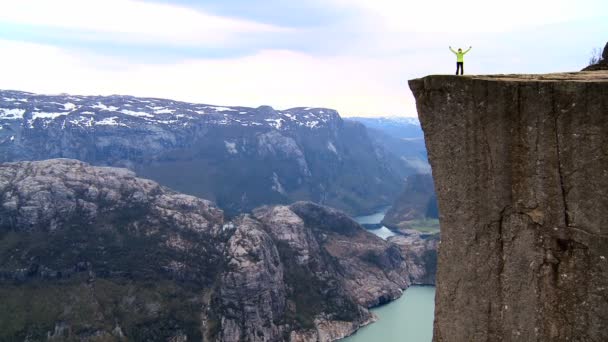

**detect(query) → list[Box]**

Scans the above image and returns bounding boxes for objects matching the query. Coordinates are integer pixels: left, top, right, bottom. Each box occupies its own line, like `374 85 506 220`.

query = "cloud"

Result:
1 1 606 117
0 0 288 46
327 0 605 33
0 39 420 116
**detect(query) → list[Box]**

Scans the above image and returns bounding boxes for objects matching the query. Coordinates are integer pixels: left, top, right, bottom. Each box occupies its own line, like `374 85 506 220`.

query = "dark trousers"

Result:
456 62 464 75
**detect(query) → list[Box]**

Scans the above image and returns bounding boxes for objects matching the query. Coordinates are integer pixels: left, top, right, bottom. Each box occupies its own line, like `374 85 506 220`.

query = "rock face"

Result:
0 159 226 341
389 230 438 285
0 90 408 216
0 159 411 341
410 72 608 341
271 202 410 308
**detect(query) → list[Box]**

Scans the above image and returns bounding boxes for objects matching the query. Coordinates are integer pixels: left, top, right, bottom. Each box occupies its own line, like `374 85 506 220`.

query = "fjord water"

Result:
350 209 435 341
342 286 435 342
353 207 396 239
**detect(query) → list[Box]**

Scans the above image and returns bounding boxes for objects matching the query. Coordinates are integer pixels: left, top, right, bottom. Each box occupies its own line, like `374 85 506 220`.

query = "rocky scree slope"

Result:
0 159 412 341
0 90 408 216
410 72 608 341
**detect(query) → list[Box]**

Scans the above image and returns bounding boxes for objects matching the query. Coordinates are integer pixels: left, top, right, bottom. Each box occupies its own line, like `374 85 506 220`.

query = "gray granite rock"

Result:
0 159 416 341
410 72 608 341
389 230 438 285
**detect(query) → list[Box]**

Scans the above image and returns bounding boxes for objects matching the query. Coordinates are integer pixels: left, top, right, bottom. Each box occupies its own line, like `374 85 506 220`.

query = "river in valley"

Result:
343 209 435 341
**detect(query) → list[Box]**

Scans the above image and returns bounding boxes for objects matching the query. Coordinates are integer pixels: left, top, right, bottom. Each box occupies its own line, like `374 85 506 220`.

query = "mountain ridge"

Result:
0 89 409 216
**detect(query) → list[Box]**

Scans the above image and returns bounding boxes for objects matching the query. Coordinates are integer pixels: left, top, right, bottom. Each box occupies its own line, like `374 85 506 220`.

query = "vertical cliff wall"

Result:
409 72 608 341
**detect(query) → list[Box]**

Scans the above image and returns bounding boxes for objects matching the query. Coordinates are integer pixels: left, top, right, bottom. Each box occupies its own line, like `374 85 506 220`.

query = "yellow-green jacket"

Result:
450 47 471 62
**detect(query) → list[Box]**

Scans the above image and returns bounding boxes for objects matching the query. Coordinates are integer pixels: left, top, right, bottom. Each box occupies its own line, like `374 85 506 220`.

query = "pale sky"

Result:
0 0 606 117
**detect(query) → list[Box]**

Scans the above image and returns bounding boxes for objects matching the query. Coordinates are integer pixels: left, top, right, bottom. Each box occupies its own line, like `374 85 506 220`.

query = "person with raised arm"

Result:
450 46 472 75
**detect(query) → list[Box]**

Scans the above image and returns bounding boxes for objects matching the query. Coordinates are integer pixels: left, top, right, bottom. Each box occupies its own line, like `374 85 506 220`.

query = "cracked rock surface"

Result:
409 72 608 341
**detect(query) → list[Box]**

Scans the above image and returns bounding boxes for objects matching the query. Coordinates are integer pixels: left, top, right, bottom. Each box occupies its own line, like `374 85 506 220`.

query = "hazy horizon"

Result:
0 0 606 117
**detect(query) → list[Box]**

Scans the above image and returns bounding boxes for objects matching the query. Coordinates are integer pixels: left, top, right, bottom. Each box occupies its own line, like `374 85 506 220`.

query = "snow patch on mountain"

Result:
69 116 94 127
96 117 128 127
64 103 77 111
152 107 175 115
0 108 26 119
281 113 296 121
92 102 119 111
327 141 337 154
120 109 154 118
305 120 319 128
209 106 233 112
225 141 238 154
265 118 284 129
32 112 67 120
0 90 342 132
271 172 286 195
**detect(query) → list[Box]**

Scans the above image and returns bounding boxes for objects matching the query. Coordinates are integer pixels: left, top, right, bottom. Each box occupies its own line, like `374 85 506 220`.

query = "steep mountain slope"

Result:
348 117 429 176
0 159 413 341
0 90 404 216
382 173 438 231
389 231 438 285
410 72 608 341
381 173 439 285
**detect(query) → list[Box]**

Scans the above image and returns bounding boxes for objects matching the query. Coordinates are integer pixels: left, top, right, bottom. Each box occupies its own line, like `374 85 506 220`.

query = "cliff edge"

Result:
409 72 608 341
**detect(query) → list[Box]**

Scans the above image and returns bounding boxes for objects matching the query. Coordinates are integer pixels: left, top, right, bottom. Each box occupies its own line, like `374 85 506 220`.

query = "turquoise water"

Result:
354 207 396 240
354 207 390 225
342 286 436 342
350 209 435 341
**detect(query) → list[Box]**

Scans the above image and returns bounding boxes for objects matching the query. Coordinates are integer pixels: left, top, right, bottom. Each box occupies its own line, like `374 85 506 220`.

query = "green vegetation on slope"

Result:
0 279 206 341
406 218 440 233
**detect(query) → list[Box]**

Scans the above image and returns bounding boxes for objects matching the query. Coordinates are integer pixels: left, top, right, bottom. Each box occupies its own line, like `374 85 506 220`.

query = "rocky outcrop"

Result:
278 202 410 307
0 90 408 216
0 159 411 341
410 72 608 341
214 216 287 341
389 230 438 285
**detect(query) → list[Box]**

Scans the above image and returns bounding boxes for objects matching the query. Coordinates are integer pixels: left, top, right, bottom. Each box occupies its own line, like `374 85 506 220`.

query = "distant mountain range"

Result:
347 116 424 139
0 90 424 216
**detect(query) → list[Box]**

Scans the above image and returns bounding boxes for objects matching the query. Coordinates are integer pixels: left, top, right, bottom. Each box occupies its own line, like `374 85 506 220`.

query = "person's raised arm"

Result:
463 46 472 54
449 46 457 54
